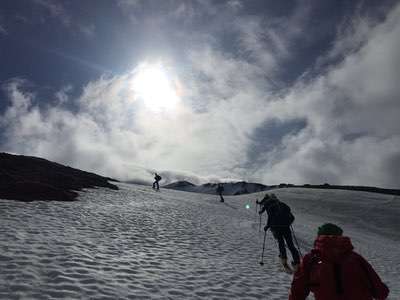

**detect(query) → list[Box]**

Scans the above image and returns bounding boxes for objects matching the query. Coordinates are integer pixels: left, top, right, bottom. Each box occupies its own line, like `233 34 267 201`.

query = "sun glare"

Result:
131 63 180 111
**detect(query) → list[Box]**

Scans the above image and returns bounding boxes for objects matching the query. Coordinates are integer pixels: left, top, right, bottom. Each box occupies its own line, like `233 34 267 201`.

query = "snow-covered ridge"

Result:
163 181 270 195
164 181 400 196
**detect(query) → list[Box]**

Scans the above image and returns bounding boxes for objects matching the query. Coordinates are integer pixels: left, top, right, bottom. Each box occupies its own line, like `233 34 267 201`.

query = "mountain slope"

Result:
0 184 398 299
0 152 118 201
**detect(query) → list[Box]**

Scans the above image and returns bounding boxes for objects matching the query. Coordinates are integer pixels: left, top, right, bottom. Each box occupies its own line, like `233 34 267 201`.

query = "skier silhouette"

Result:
152 173 162 190
216 183 224 202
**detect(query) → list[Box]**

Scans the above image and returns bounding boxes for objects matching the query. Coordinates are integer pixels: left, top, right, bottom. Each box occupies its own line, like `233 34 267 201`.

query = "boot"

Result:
291 261 300 273
280 257 293 274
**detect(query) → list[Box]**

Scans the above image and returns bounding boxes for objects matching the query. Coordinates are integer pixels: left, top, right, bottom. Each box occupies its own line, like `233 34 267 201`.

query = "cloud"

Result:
227 0 243 12
78 24 96 38
0 43 276 184
29 0 95 38
0 14 7 35
0 24 7 35
254 3 400 188
32 0 71 27
1 2 399 188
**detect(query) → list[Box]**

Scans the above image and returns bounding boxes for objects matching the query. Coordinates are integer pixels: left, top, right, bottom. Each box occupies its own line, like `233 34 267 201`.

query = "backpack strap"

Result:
333 263 344 294
304 254 320 288
305 255 344 294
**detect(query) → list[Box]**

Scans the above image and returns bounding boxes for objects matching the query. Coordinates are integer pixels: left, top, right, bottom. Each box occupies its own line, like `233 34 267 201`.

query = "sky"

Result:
0 0 399 188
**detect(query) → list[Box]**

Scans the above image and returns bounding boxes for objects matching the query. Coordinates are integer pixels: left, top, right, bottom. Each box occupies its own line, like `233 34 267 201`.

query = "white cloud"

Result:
1 2 399 188
227 0 243 12
32 0 71 27
255 3 400 188
78 24 96 38
0 24 7 35
0 14 7 35
0 43 275 184
30 0 95 38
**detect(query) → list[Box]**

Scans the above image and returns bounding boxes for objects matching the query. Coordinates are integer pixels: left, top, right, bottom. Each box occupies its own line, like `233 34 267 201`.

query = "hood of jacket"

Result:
313 235 354 263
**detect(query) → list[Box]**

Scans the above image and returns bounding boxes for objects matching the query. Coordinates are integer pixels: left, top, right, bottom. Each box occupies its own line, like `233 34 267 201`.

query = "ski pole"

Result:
259 228 267 265
259 213 262 232
291 225 303 258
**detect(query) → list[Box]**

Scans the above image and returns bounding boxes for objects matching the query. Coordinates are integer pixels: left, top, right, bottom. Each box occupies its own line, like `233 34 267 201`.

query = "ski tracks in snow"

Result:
0 183 292 299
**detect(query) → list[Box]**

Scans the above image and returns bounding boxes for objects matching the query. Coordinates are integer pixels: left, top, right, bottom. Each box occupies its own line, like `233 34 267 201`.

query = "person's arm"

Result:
263 208 272 231
266 211 271 228
289 255 312 300
357 254 389 300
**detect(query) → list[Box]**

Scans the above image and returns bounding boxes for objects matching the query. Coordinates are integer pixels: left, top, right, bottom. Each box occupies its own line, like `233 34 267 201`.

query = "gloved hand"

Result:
264 225 269 232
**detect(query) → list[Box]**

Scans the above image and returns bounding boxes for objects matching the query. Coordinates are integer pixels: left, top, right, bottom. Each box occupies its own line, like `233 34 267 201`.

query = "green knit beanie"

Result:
317 223 343 236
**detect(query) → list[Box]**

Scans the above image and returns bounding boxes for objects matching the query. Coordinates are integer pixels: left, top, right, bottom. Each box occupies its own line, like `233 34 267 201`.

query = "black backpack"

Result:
268 200 295 226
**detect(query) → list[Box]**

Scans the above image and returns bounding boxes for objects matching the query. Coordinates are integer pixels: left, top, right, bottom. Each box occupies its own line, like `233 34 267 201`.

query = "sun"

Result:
131 62 180 111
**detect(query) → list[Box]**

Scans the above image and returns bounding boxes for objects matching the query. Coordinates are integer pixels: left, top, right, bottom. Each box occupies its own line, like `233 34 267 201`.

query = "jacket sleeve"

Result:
357 254 389 300
266 210 271 227
289 255 311 300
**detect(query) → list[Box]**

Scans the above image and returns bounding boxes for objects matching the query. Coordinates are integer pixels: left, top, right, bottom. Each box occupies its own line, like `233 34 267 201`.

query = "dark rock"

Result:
0 152 119 202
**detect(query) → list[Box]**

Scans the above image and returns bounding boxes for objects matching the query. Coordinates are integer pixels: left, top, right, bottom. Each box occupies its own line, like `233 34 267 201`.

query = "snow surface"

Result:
0 184 399 299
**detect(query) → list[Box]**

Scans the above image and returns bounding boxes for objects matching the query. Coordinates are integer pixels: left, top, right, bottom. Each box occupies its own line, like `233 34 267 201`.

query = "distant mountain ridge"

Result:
0 152 118 202
163 181 270 195
164 181 400 196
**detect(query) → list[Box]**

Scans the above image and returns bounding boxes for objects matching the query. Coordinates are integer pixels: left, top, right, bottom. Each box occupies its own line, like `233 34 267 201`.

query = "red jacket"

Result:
289 235 389 300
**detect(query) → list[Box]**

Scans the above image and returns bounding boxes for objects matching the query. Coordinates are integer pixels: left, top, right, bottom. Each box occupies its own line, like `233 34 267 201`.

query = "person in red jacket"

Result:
289 223 389 300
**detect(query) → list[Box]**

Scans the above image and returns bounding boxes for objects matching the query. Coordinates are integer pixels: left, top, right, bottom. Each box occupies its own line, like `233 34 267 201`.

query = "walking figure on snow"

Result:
216 183 224 202
258 193 300 273
152 173 162 190
289 223 389 300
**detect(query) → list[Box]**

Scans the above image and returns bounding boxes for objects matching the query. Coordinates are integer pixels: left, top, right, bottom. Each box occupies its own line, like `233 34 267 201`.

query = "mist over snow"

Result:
0 1 399 188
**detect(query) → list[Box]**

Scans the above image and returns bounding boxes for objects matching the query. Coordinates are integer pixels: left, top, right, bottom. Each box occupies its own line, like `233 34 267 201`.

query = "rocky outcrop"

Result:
0 153 118 202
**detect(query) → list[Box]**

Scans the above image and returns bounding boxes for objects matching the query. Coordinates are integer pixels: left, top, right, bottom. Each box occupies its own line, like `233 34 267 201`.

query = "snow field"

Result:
0 183 398 299
1 183 293 299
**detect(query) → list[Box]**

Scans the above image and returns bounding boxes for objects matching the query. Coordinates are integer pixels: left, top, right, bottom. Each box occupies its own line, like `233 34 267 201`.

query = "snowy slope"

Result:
0 184 399 299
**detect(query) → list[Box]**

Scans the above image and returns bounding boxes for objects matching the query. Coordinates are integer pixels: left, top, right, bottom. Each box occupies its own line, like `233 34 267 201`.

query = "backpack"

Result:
281 203 295 225
304 252 378 297
268 200 295 226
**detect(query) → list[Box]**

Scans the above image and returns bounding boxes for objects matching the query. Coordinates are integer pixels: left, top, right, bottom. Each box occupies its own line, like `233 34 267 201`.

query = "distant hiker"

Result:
289 223 389 300
153 173 162 190
216 183 224 202
259 193 300 273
